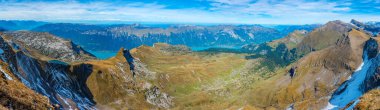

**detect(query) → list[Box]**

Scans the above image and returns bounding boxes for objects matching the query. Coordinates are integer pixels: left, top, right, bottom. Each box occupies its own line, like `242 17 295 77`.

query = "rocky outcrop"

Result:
0 31 176 109
296 20 356 55
69 47 172 109
145 86 173 108
0 34 96 109
3 31 96 62
359 37 380 95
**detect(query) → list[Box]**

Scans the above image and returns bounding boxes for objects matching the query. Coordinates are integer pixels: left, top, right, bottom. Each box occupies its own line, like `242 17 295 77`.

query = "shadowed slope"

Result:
0 60 53 110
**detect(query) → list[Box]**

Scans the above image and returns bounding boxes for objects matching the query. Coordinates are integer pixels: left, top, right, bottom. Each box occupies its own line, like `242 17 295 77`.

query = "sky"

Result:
0 0 379 24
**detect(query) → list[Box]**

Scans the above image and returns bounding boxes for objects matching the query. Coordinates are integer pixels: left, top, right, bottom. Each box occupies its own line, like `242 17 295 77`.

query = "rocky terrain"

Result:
3 31 96 62
0 19 380 110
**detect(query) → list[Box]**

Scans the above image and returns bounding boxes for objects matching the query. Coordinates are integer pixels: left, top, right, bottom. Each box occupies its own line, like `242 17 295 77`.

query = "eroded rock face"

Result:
145 86 173 108
360 38 380 94
363 39 378 60
69 47 173 109
0 32 173 109
326 36 380 109
0 34 96 109
0 59 52 109
3 31 96 62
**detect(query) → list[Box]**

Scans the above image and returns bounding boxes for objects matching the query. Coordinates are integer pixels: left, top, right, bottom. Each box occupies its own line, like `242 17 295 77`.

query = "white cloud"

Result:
210 0 252 5
0 0 378 24
0 1 240 23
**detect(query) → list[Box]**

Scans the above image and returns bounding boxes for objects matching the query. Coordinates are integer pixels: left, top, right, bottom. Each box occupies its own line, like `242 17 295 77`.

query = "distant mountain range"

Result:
0 20 320 51
0 20 47 31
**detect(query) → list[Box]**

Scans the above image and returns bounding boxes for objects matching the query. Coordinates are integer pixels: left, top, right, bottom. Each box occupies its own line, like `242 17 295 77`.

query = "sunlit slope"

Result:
248 28 371 109
268 30 307 49
130 43 252 109
354 89 380 109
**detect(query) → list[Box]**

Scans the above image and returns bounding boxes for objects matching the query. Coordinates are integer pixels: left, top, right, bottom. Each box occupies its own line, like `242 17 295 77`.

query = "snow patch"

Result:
58 95 73 110
0 66 12 80
346 76 352 81
286 103 294 110
346 100 360 110
328 57 372 109
355 62 364 72
322 102 337 110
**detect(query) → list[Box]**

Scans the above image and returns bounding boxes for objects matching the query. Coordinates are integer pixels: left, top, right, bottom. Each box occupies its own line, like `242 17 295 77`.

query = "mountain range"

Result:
0 19 380 110
0 20 320 52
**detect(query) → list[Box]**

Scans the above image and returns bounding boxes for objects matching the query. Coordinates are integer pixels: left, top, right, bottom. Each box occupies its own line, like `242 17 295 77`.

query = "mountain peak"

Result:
351 19 365 27
328 20 345 24
351 19 362 24
116 47 127 59
324 20 356 30
115 47 134 61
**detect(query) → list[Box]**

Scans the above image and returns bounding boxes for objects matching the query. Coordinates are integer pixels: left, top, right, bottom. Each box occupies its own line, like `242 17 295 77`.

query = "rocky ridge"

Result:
0 32 173 109
3 31 96 62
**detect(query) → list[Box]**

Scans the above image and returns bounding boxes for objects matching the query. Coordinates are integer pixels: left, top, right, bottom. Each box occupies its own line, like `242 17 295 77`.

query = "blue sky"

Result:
0 0 379 24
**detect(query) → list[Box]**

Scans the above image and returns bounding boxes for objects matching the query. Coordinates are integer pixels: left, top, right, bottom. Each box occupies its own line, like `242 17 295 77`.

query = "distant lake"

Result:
88 50 117 60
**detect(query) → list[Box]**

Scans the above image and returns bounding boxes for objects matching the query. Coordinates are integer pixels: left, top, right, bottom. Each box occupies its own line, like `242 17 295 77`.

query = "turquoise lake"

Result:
88 50 117 60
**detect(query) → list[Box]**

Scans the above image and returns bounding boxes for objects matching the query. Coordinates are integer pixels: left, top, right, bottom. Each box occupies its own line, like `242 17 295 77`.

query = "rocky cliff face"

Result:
0 33 96 109
72 48 173 109
0 31 173 109
3 31 96 62
0 60 52 110
0 32 177 109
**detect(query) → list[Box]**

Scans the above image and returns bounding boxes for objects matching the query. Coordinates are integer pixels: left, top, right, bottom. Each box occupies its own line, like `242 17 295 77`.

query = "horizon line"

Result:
2 19 368 25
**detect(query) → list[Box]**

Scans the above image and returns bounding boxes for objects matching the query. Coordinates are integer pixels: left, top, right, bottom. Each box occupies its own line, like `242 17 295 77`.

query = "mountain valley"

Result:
0 19 380 110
